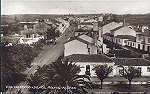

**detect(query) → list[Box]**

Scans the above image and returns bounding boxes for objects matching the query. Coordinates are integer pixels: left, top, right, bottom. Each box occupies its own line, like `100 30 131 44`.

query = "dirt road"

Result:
6 24 75 93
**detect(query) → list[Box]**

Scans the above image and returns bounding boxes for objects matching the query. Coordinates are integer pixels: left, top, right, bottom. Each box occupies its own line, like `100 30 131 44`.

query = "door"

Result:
138 44 140 49
137 67 141 76
148 46 150 52
143 45 145 51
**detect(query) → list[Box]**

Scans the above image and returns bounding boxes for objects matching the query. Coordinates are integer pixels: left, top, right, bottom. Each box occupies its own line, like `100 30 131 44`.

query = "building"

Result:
78 22 93 30
102 22 122 34
135 29 150 52
111 26 136 37
64 54 115 77
113 58 150 76
64 34 98 56
114 35 136 46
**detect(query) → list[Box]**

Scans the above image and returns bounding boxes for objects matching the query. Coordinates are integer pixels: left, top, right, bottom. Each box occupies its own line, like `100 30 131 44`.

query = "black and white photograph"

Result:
1 0 150 94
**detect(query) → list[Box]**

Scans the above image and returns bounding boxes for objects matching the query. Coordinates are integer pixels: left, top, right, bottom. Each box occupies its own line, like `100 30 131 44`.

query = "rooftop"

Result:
64 54 113 63
78 22 93 25
103 22 122 33
113 26 136 37
113 58 150 66
115 35 136 42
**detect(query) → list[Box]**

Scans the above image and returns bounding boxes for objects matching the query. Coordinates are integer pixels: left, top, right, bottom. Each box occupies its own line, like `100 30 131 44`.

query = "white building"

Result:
64 34 98 56
111 26 136 37
64 54 115 77
114 35 136 46
113 58 150 76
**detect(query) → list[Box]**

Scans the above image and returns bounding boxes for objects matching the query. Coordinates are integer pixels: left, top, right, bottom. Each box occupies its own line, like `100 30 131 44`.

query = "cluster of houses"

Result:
103 21 150 54
63 17 150 78
1 18 67 45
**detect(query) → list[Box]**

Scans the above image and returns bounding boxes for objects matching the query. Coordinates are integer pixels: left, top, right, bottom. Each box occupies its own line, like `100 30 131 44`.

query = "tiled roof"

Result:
79 34 93 44
103 33 113 37
110 26 124 32
64 54 113 63
103 22 122 31
65 33 94 45
113 26 136 37
115 35 136 41
113 58 150 66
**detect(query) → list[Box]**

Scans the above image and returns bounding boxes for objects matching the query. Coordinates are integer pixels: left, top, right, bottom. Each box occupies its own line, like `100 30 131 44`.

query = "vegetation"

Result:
1 41 44 92
93 65 113 89
120 67 141 88
27 58 90 94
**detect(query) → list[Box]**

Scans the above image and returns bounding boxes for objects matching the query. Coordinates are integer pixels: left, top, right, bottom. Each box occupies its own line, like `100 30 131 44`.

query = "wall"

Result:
76 62 114 77
115 66 150 77
64 40 89 56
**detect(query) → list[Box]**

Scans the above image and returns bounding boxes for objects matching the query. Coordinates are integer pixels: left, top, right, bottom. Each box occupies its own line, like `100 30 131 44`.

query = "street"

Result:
6 23 75 93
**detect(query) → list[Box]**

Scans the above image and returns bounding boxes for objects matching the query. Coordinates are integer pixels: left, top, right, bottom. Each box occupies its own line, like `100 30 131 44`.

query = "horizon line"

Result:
2 12 150 16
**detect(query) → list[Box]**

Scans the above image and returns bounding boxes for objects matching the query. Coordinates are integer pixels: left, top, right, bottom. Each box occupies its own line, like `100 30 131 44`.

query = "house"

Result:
113 58 150 76
114 35 136 46
64 34 98 56
102 22 122 34
78 22 93 30
110 26 136 37
64 54 115 77
20 29 44 45
1 34 23 46
74 29 91 37
136 29 150 52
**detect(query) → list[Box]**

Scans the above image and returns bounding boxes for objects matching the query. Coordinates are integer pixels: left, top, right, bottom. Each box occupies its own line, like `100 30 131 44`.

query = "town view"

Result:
1 0 150 94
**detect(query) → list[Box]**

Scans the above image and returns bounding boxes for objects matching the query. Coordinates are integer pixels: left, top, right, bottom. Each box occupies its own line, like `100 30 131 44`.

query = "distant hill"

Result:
114 13 150 25
1 13 150 25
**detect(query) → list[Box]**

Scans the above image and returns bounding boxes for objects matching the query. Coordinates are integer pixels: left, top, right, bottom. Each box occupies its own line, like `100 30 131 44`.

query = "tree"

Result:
1 43 27 91
27 58 90 94
93 65 113 89
120 67 140 88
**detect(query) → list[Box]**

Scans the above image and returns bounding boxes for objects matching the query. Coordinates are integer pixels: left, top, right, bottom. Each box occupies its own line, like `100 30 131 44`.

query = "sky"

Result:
1 0 150 15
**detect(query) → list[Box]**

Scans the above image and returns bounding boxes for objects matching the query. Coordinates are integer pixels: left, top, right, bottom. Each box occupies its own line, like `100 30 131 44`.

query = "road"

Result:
6 23 75 93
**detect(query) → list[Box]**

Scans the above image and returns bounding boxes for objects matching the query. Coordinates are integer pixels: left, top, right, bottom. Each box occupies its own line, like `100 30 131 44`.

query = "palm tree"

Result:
27 58 90 94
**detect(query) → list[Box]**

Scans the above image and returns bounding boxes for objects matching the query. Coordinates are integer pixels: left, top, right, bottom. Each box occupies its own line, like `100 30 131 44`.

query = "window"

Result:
137 67 141 76
85 65 91 76
148 46 150 52
143 45 145 51
138 44 140 49
147 67 150 72
132 43 134 46
148 38 150 43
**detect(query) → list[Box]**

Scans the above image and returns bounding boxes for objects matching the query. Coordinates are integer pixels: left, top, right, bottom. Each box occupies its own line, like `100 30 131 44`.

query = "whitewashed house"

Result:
135 30 150 52
20 29 44 45
64 34 98 56
64 54 115 77
78 22 93 30
114 35 136 46
113 58 150 76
